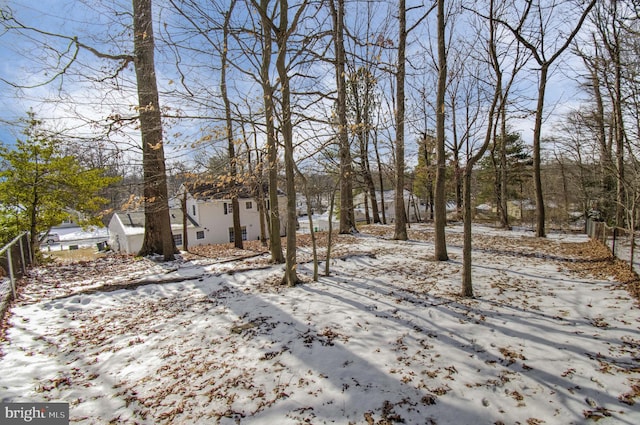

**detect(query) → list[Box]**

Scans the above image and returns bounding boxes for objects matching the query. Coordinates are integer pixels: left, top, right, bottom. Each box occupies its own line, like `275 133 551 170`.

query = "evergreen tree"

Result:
0 116 119 262
477 132 533 215
413 132 436 220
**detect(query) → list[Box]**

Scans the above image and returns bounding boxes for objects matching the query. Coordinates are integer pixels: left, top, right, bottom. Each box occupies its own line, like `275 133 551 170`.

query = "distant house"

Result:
108 182 287 254
353 189 429 223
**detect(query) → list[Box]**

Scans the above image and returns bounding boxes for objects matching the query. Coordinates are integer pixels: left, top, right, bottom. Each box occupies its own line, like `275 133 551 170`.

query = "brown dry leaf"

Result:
619 384 640 405
583 407 612 421
510 390 524 401
364 412 375 425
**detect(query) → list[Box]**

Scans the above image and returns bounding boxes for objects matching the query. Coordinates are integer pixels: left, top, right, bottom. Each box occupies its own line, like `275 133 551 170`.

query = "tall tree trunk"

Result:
134 0 176 260
359 133 381 223
256 153 268 247
181 188 188 252
532 65 547 237
394 0 408 240
363 190 371 224
591 0 624 225
462 0 500 297
362 78 381 224
450 97 462 218
499 105 509 228
332 0 355 234
585 51 614 217
365 172 380 223
610 13 625 227
461 169 473 297
245 119 268 246
296 167 319 281
259 0 284 263
275 0 302 286
325 182 338 276
434 0 448 260
221 0 243 249
374 129 387 224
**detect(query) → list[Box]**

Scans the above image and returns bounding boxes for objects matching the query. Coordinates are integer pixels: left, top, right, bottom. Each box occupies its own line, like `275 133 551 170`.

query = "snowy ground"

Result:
1 224 639 424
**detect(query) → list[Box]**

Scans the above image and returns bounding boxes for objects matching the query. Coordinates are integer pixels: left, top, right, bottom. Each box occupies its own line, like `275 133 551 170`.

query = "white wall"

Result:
111 193 290 252
190 195 287 244
108 215 144 254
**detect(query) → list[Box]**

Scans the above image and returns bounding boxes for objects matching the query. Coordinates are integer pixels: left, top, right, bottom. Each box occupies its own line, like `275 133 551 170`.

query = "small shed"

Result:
108 209 192 254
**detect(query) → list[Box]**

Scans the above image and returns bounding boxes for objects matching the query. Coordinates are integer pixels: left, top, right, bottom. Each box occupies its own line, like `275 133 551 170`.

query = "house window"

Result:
228 226 247 242
196 231 205 240
224 202 233 215
192 205 196 216
173 234 183 246
246 201 253 210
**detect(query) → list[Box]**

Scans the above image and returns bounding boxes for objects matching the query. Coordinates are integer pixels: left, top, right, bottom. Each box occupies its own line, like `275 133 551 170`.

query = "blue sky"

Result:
0 0 595 168
1 1 141 149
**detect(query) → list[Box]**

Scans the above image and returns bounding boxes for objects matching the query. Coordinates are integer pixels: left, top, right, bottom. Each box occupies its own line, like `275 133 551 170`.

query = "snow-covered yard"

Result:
1 224 639 424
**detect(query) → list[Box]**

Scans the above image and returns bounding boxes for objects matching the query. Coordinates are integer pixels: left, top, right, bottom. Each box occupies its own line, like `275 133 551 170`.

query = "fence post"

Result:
18 236 27 275
7 246 16 300
612 227 617 256
26 233 33 266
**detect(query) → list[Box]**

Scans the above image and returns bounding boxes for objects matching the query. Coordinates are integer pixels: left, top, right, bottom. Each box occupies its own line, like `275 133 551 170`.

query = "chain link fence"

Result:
586 219 640 275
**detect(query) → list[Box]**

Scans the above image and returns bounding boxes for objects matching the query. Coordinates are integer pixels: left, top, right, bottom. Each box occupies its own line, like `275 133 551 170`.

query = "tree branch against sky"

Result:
1 0 633 249
494 0 597 237
1 0 179 259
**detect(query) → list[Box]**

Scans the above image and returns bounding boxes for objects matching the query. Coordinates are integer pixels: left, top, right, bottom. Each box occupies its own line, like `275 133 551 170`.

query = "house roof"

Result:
113 208 199 235
183 180 285 201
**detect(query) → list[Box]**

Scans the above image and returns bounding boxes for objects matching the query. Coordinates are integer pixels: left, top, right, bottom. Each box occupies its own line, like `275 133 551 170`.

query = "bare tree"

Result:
330 0 356 234
574 38 615 221
134 0 177 260
393 0 434 240
255 0 285 263
434 0 449 260
461 0 501 297
219 0 243 249
255 0 310 286
497 0 597 237
593 1 627 226
393 0 409 241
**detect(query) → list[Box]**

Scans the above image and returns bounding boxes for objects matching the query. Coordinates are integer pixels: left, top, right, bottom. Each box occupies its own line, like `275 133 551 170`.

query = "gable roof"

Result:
114 208 199 232
183 180 285 201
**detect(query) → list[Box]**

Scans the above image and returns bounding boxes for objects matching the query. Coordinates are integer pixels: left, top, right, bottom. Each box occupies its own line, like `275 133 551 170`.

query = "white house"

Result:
108 183 287 254
181 182 287 246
